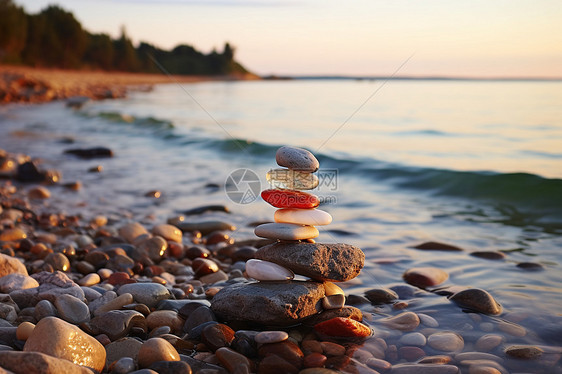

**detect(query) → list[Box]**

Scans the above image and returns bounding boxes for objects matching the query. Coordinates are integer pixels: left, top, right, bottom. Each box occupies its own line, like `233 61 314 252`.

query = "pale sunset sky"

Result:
17 0 562 78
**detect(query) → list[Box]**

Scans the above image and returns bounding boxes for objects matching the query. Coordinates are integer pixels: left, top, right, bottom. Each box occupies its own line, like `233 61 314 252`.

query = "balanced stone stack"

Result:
212 146 369 337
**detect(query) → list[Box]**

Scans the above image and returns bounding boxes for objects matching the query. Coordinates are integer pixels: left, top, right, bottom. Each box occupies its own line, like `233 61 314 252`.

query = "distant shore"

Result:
0 65 260 104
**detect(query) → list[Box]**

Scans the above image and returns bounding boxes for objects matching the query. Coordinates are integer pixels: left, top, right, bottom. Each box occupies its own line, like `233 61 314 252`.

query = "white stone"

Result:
274 208 332 226
254 222 319 240
245 259 294 281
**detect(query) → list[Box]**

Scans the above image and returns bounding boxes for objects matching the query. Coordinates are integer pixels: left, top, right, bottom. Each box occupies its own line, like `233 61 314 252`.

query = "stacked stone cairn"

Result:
211 146 371 339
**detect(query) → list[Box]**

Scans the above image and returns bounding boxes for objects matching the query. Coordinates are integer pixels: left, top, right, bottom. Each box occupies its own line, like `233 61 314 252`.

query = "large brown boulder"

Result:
211 281 325 326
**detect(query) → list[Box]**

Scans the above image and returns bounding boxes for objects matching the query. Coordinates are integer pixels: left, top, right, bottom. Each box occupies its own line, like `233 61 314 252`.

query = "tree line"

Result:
0 0 248 75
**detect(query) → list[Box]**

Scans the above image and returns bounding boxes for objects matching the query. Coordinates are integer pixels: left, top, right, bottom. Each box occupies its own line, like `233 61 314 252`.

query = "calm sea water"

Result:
1 79 562 356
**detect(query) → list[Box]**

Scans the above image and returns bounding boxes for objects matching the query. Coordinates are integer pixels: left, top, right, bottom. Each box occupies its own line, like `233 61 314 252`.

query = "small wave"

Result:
521 150 562 159
362 165 562 216
205 137 562 219
79 110 174 130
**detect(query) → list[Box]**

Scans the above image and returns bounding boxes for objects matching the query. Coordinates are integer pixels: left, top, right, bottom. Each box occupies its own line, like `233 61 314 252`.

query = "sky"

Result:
16 0 562 78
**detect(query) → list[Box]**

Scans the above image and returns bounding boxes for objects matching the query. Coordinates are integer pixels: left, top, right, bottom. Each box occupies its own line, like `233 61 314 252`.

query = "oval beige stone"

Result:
254 222 319 241
379 312 420 331
0 228 27 242
118 222 148 243
152 224 182 243
28 186 51 199
23 316 106 372
475 334 504 352
16 321 35 341
428 332 464 352
137 337 180 368
323 281 344 296
0 253 28 277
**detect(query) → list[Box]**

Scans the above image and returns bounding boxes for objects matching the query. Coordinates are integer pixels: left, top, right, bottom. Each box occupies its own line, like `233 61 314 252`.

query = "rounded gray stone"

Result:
117 283 170 308
54 294 90 324
255 242 364 282
275 146 319 172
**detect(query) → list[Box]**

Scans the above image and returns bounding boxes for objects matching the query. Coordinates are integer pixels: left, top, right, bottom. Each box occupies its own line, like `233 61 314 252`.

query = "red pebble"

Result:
303 352 327 368
314 317 372 338
261 189 319 209
107 272 136 286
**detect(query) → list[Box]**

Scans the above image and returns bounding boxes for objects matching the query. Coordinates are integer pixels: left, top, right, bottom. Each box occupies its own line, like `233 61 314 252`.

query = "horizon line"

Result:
263 74 562 82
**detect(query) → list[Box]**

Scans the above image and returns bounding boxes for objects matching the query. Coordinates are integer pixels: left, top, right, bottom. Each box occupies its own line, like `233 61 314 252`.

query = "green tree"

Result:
113 26 139 71
0 0 28 63
42 5 88 68
21 13 47 66
85 33 114 70
21 5 87 68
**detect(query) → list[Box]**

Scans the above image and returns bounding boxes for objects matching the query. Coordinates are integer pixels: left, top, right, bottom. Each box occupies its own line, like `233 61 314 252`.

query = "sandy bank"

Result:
0 65 260 104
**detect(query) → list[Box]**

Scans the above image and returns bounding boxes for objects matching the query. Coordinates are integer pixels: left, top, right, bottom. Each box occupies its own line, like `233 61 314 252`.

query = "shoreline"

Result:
0 65 260 104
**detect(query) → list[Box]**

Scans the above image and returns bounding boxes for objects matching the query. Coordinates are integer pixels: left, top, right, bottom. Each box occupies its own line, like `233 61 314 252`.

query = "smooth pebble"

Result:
275 146 319 172
254 222 319 240
274 208 332 226
255 330 289 344
245 259 294 281
137 337 180 368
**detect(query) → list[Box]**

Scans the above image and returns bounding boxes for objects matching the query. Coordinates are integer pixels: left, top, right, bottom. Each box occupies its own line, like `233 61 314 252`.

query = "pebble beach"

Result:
0 76 561 374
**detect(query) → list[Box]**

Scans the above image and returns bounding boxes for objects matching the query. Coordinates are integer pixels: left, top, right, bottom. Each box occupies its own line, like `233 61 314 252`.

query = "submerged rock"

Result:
64 147 113 159
449 288 502 315
403 267 449 288
412 241 464 251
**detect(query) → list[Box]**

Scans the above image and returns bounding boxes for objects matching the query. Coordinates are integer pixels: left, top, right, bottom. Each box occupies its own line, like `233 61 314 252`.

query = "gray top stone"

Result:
211 281 325 326
255 242 364 282
275 146 319 172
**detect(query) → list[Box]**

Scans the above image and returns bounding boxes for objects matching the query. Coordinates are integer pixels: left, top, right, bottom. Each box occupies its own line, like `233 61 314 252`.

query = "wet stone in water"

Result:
427 331 464 352
449 288 502 315
364 288 399 304
402 266 449 288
